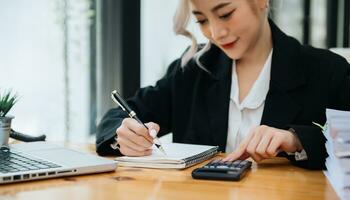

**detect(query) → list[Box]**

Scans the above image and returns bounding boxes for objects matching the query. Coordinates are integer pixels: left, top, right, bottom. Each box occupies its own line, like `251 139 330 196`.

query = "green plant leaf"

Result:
312 121 327 132
0 90 18 117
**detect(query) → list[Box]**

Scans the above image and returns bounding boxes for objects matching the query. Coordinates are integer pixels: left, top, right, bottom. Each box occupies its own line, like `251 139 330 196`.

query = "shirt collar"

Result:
231 49 273 110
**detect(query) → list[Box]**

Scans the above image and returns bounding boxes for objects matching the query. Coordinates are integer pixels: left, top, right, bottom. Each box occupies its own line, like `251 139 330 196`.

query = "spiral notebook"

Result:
115 143 219 169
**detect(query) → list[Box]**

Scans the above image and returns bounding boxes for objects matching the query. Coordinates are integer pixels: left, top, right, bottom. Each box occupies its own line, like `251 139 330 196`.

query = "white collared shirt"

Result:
225 50 308 161
226 50 273 153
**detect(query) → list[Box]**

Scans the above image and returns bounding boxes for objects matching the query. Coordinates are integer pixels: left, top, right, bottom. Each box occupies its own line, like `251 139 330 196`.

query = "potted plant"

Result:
0 91 17 147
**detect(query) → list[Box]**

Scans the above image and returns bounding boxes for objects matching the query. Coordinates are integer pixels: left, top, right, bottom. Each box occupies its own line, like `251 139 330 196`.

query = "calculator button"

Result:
206 162 213 166
216 165 229 169
238 163 247 168
240 160 248 165
217 161 226 165
232 160 241 165
224 161 233 165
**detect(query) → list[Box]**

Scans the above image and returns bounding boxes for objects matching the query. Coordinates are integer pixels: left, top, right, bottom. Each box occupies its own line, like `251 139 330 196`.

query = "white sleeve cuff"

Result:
287 149 308 161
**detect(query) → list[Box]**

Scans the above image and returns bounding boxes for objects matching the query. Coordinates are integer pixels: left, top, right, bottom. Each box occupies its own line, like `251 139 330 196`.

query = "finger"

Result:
222 141 248 162
246 131 264 162
245 125 273 162
256 133 273 159
145 122 160 138
123 118 153 141
246 145 263 162
234 152 250 161
222 128 257 161
119 145 152 157
266 136 283 157
223 151 253 162
117 136 150 152
122 129 153 148
222 153 235 162
118 125 153 148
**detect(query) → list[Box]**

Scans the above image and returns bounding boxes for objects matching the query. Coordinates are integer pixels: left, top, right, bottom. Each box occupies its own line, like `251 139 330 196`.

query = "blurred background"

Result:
0 0 349 143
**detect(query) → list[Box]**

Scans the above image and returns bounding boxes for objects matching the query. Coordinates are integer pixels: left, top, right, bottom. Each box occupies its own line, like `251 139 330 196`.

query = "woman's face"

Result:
190 0 268 60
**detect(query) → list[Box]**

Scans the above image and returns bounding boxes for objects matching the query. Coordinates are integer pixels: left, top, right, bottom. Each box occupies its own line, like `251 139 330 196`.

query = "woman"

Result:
96 0 350 169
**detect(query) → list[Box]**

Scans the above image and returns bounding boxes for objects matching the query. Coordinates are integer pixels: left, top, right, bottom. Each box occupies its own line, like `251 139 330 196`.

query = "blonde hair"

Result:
173 0 212 71
173 0 197 67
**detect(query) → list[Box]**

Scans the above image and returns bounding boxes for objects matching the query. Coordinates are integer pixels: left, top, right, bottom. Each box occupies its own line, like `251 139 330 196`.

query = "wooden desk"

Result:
0 143 339 200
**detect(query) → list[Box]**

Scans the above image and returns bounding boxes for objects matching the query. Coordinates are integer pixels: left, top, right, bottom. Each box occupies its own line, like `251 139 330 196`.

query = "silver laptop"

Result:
0 142 117 184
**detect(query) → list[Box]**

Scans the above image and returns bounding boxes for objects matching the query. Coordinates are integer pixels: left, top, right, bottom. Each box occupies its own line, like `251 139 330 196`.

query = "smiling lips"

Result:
221 39 239 49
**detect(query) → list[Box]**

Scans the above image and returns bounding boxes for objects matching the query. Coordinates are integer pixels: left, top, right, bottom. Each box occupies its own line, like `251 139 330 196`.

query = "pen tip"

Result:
159 146 167 155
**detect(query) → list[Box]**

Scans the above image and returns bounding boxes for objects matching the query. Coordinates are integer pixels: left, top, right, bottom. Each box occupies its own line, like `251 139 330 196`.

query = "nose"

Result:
210 21 229 42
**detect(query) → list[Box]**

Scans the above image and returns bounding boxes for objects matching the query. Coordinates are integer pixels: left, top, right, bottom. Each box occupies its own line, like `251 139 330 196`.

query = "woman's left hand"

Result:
223 125 303 162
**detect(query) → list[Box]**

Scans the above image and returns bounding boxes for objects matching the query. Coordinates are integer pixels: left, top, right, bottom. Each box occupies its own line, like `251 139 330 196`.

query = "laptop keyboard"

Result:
0 147 61 174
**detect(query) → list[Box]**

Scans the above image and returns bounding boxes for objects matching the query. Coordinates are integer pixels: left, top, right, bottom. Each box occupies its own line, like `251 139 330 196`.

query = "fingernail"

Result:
149 129 157 138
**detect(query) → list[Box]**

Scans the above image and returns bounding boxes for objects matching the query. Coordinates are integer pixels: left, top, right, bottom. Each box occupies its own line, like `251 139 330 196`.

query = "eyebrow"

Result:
192 2 231 15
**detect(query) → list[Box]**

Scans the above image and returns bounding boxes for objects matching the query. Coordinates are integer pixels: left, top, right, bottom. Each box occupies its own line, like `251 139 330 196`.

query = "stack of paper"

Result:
324 109 350 200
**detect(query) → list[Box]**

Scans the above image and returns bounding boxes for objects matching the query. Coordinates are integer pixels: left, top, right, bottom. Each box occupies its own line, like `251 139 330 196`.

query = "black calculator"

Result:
192 159 252 181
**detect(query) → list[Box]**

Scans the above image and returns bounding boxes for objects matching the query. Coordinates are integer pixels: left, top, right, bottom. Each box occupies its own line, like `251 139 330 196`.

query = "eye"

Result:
196 19 208 25
219 10 234 20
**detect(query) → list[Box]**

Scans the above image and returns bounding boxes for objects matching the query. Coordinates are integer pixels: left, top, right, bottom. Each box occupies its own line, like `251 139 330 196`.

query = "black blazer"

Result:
96 21 350 170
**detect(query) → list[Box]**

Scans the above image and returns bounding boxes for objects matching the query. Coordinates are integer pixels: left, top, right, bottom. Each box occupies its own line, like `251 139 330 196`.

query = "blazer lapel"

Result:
205 74 231 151
261 83 301 128
261 20 305 128
199 45 233 151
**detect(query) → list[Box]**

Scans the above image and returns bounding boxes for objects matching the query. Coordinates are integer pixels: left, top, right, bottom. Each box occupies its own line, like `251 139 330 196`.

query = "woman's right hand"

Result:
116 118 160 156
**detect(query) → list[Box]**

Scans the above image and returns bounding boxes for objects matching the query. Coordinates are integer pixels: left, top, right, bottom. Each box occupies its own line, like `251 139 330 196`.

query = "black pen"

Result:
110 90 167 155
